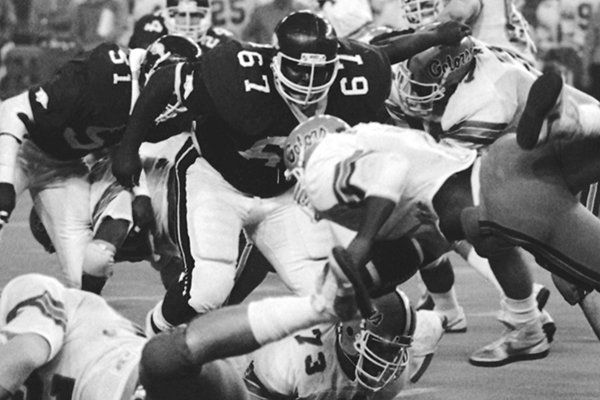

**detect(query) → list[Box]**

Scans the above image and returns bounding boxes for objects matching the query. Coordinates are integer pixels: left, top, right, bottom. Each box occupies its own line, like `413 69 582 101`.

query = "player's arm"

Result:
0 333 51 400
0 275 67 398
337 153 409 268
375 20 471 65
437 0 482 25
113 63 190 187
0 92 32 228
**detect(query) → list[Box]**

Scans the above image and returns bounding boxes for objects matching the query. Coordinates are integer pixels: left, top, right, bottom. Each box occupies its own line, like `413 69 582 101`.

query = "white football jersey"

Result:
0 274 145 400
437 39 540 148
302 123 476 244
250 323 365 400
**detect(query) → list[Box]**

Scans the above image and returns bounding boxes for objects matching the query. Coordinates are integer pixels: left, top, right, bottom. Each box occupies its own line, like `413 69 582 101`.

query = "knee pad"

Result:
82 239 116 278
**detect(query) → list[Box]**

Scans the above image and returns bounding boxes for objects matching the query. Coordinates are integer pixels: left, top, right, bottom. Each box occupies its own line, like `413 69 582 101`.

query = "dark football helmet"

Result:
161 0 212 41
395 36 476 119
337 287 415 391
139 34 202 88
139 34 202 122
272 10 340 106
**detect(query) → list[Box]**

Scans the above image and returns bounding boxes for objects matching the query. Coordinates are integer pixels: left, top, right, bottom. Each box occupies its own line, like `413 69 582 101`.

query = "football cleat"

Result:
440 306 467 333
469 318 549 367
416 292 434 311
516 71 564 150
409 310 446 383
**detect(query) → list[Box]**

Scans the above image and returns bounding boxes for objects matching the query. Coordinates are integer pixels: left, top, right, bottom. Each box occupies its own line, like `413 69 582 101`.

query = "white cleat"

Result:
409 310 446 383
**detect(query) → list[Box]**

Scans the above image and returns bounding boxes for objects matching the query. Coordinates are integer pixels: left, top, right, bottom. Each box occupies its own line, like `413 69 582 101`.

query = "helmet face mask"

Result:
272 11 340 106
353 322 411 390
162 0 212 41
337 288 415 392
401 0 443 29
396 38 476 120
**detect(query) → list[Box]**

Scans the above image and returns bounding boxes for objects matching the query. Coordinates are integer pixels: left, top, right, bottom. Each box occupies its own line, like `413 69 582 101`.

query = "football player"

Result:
246 288 446 399
284 112 600 365
400 0 537 67
0 252 358 400
0 36 201 290
111 10 469 337
386 35 600 363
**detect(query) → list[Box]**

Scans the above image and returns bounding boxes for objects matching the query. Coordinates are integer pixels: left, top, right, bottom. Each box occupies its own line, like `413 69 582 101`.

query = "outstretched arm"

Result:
375 20 471 65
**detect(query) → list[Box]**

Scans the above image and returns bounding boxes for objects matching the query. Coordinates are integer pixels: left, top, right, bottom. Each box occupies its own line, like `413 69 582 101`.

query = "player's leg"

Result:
419 255 467 333
147 156 248 335
517 70 600 150
249 197 333 297
32 175 94 288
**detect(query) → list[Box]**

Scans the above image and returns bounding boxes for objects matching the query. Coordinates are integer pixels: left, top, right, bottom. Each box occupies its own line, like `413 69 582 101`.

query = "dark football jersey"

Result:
27 43 132 161
177 38 391 196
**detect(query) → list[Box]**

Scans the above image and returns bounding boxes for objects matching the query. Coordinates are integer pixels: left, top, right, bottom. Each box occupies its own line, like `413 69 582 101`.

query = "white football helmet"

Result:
283 114 351 180
162 0 212 41
337 287 415 391
401 0 444 29
395 36 476 119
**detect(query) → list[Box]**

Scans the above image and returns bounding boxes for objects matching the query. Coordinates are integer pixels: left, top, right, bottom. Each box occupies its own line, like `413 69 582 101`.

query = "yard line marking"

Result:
394 387 438 397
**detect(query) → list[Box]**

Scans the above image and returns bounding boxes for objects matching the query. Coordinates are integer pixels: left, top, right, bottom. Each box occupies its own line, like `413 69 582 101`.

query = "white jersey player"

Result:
0 252 364 400
388 36 599 150
246 288 445 400
286 117 476 256
401 0 537 65
0 274 145 400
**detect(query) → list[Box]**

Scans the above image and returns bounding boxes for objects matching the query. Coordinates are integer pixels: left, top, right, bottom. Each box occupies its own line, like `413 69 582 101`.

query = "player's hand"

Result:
112 146 142 188
433 20 471 45
132 195 155 232
0 182 16 230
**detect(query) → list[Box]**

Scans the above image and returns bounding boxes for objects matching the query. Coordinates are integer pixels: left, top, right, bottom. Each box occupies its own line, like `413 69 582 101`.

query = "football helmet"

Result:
272 10 340 106
139 34 202 88
337 287 415 391
395 36 475 119
161 0 212 41
401 0 443 29
283 114 351 180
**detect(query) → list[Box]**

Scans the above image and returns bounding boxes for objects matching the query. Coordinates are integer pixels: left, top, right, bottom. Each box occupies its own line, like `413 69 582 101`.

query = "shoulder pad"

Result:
325 39 391 124
85 43 132 116
200 40 284 134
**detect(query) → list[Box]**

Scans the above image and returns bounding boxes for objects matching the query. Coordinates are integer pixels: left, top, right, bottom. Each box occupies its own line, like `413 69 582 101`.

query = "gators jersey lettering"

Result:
27 43 132 161
0 274 144 400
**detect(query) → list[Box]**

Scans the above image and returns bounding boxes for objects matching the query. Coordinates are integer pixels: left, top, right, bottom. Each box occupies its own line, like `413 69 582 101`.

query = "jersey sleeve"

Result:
27 61 83 131
332 151 408 204
0 274 68 362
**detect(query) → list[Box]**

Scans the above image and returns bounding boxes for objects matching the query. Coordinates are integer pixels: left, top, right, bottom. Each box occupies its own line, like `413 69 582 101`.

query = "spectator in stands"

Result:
0 0 16 48
242 0 305 43
583 4 600 100
73 0 129 50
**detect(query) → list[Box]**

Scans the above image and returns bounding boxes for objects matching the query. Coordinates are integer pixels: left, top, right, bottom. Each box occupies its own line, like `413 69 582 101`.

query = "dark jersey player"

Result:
0 37 201 291
111 11 470 336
